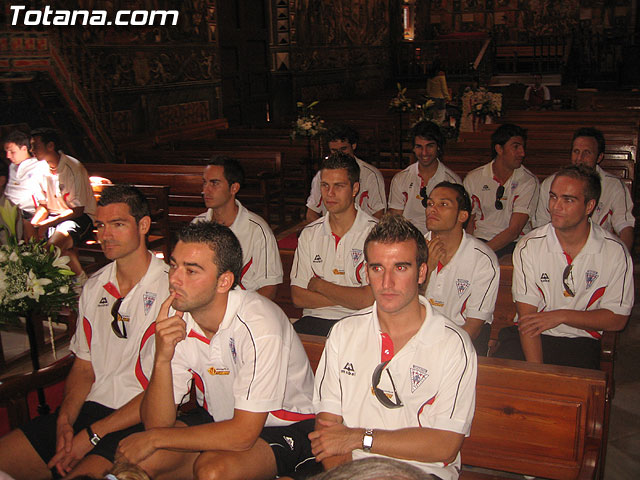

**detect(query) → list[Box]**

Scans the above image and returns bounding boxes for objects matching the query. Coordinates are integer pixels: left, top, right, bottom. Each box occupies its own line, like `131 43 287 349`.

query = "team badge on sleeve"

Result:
410 365 429 393
456 279 470 297
143 292 156 315
585 270 599 289
351 249 363 266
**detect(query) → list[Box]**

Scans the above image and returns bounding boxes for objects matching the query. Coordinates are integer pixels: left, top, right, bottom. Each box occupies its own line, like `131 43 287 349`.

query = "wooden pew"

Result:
298 334 606 480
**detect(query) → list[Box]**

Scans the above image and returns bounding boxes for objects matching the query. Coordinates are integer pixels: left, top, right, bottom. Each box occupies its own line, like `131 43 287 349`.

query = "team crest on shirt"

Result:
229 338 237 362
143 292 156 315
585 270 599 289
98 297 109 307
207 366 230 375
511 182 519 190
456 279 470 297
410 365 429 393
351 249 363 266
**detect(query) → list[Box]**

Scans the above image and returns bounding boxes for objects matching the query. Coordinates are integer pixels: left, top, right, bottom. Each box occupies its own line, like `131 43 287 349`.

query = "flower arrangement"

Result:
290 101 326 139
413 98 437 123
0 201 77 327
389 83 414 113
462 87 502 119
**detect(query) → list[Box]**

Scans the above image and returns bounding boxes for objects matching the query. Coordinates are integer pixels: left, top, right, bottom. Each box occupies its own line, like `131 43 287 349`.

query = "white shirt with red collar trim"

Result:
192 200 283 291
389 161 462 235
39 152 96 220
6 158 47 214
290 208 377 320
534 165 635 235
425 231 500 326
513 222 634 339
314 297 477 480
463 161 539 242
306 157 387 217
70 254 170 409
168 289 315 426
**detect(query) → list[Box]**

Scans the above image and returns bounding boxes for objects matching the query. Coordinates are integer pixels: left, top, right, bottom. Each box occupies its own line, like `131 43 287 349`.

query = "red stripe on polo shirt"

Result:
270 409 315 422
359 191 369 208
599 210 613 227
82 317 92 351
188 329 210 345
416 394 437 427
586 286 606 309
238 258 253 290
470 195 483 220
380 333 394 362
460 298 467 317
135 322 156 389
103 282 121 299
355 261 365 284
189 369 208 412
332 233 341 249
437 261 443 273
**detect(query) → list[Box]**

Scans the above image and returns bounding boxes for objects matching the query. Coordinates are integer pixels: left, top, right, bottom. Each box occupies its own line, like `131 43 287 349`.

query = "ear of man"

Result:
138 215 152 236
216 271 235 293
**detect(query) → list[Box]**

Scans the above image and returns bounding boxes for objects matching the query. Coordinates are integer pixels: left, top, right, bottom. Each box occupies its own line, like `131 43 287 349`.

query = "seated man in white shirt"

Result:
291 152 377 336
192 155 283 299
524 74 551 110
306 124 386 222
424 182 500 355
310 214 477 480
496 165 634 369
30 128 97 282
4 130 46 240
463 123 539 259
116 222 319 480
534 127 635 251
388 121 461 235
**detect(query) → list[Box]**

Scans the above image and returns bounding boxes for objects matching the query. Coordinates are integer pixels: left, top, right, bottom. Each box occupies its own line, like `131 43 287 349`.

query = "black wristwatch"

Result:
86 425 101 446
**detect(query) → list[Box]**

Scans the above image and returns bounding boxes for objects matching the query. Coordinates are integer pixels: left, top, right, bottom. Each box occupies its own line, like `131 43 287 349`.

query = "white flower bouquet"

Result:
0 201 77 326
290 101 326 139
389 83 414 113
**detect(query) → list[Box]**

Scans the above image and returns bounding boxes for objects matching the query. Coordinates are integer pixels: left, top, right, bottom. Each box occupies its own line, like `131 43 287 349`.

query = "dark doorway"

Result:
217 0 271 126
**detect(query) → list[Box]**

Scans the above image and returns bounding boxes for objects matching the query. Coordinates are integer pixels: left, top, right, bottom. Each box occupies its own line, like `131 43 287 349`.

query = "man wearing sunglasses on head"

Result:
0 185 170 480
463 123 539 259
310 214 477 480
495 165 633 369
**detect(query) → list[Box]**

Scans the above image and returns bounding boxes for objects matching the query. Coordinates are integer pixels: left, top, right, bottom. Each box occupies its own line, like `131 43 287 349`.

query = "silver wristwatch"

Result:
86 426 101 446
362 428 374 452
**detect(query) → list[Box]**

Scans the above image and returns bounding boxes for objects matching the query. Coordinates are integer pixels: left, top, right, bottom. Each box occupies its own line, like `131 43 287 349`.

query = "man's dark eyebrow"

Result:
550 189 579 200
395 262 413 267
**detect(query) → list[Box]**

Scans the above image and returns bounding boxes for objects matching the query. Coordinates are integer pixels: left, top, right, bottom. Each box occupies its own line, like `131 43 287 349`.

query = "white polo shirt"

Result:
513 222 634 339
425 231 500 326
314 297 477 480
169 289 315 426
534 166 635 235
192 200 283 291
40 152 97 220
290 208 377 319
463 161 539 242
5 158 47 213
389 160 462 235
306 157 387 217
70 254 170 409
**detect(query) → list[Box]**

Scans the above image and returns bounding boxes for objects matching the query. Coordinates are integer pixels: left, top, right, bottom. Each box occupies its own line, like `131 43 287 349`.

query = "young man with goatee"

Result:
424 182 499 355
310 214 476 480
0 185 169 479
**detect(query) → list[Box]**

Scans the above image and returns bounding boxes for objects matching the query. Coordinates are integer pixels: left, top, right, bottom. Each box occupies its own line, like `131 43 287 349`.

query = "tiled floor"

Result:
2 265 640 479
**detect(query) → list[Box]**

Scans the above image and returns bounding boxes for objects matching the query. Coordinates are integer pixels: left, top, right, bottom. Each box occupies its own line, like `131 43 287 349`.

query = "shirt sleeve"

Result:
361 167 387 214
306 171 323 213
245 227 284 290
512 174 539 218
512 239 544 309
69 291 91 361
64 166 94 210
313 328 344 416
465 249 500 322
534 175 552 228
289 228 314 289
609 178 636 233
463 175 482 219
388 172 407 211
596 241 634 316
419 333 477 436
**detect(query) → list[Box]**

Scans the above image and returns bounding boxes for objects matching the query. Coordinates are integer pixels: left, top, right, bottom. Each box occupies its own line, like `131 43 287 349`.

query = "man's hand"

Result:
308 418 360 462
48 427 93 476
518 311 564 337
154 293 186 363
116 430 158 464
307 276 326 293
426 235 446 275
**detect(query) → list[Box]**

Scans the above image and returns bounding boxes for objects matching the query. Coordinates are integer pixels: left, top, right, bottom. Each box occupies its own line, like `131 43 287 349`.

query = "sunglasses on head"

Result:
371 360 403 409
111 297 127 339
495 185 505 210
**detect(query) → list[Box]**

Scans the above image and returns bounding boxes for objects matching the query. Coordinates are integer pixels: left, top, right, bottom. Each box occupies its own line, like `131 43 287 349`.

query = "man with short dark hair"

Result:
0 184 170 480
389 121 461 235
115 221 318 480
192 155 282 299
30 128 97 283
496 165 634 369
310 214 476 479
463 123 539 258
535 127 635 251
306 124 386 222
424 182 499 355
292 152 377 336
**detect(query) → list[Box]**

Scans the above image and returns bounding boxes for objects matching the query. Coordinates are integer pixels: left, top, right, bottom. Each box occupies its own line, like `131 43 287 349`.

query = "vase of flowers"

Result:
461 87 502 132
290 101 326 140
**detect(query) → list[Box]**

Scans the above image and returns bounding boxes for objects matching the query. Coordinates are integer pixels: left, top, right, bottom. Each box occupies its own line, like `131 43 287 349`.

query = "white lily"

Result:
26 270 53 301
0 200 18 238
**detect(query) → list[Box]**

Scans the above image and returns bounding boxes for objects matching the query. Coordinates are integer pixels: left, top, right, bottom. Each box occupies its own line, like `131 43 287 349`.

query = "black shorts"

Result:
20 401 147 475
293 316 336 337
46 213 94 246
260 418 322 479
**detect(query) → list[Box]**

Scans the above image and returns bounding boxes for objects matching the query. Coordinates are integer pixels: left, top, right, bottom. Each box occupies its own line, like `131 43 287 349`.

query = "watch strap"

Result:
86 425 101 446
